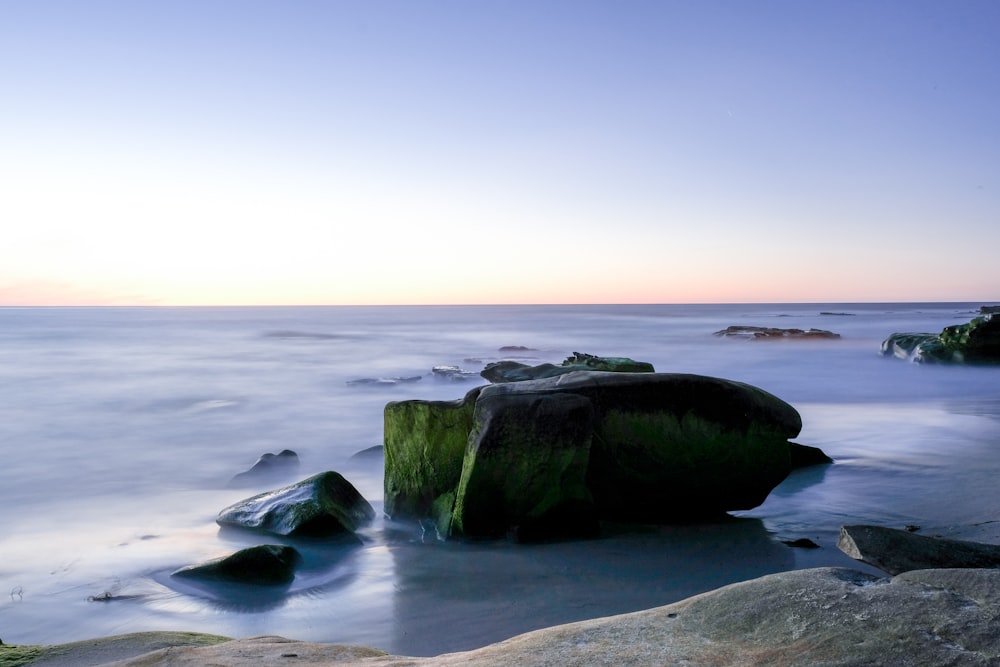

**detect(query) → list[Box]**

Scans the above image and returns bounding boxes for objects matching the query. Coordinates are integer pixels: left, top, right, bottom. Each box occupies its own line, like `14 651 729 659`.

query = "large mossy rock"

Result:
171 544 301 585
384 371 803 539
881 313 1000 364
384 391 481 529
217 471 375 537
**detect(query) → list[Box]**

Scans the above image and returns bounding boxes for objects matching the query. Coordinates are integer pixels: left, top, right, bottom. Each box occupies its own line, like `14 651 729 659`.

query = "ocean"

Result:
1 303 998 655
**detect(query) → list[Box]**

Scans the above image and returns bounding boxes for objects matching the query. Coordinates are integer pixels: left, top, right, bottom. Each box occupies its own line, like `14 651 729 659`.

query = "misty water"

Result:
1 303 998 655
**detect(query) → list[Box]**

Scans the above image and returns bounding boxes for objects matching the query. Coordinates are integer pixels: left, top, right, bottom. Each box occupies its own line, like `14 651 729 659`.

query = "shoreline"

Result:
9 564 1000 666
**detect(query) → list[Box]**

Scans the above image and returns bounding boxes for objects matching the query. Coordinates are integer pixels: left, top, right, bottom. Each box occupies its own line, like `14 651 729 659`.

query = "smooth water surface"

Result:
1 303 997 655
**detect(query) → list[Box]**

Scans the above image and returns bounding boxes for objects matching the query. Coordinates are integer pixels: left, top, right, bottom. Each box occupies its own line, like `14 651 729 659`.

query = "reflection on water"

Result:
387 517 795 655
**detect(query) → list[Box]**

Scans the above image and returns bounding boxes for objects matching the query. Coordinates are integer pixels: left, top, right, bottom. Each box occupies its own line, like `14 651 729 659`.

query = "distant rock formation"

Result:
881 312 1000 364
713 326 841 340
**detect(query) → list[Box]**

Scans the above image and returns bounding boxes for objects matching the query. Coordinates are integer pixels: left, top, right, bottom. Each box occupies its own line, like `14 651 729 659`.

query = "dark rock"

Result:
217 471 375 538
713 326 841 340
228 450 300 488
838 524 1000 575
981 305 1000 315
498 345 538 353
385 371 802 539
171 544 301 585
781 538 820 549
881 313 1000 364
481 352 654 383
819 311 855 316
788 442 833 468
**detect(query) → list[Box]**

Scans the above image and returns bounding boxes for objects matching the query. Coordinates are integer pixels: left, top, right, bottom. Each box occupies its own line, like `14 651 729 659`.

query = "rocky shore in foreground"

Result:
8 562 1000 667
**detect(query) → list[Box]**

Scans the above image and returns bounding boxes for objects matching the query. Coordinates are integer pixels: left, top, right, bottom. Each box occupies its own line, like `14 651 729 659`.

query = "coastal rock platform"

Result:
13 566 1000 666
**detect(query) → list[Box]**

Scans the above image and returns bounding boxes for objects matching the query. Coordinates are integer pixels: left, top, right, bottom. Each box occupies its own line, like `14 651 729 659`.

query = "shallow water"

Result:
1 303 997 655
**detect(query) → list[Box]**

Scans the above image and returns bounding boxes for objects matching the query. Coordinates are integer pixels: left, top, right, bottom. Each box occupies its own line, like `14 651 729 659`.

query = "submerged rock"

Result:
228 450 300 488
217 471 375 538
481 351 654 383
838 524 1000 575
881 313 1000 364
385 371 806 539
171 545 301 585
713 326 841 340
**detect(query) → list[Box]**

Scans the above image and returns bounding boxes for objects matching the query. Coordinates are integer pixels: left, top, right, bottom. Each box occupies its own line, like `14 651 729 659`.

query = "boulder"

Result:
713 325 841 340
217 471 375 538
385 371 805 539
838 524 1000 575
481 351 654 383
228 450 300 488
451 391 598 540
881 313 1000 364
171 545 301 585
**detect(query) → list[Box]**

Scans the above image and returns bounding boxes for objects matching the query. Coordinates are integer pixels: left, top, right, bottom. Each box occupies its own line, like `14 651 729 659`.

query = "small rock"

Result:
171 545 301 585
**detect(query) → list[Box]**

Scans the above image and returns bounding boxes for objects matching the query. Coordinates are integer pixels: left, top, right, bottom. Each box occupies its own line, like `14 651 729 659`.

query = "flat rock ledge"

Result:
14 567 1000 666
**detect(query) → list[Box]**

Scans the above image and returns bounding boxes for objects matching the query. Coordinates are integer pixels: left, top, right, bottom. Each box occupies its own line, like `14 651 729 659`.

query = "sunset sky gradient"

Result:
2 1 998 306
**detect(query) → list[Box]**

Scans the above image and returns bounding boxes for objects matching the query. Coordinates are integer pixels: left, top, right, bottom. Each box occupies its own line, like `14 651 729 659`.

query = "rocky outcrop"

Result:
385 371 805 539
881 312 1000 364
171 545 301 585
838 524 1000 575
217 471 375 538
480 352 654 383
714 325 841 340
51 567 1000 666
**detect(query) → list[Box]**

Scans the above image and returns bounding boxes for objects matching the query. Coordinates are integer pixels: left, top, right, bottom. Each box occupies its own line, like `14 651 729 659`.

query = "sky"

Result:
2 1 998 306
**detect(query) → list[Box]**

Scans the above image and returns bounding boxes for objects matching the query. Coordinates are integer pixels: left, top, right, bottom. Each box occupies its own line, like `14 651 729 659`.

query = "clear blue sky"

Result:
2 0 998 305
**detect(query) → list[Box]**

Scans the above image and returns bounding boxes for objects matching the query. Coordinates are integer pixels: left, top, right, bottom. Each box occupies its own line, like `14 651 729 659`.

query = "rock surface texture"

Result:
881 312 1000 364
26 567 1000 666
217 471 375 537
385 371 804 539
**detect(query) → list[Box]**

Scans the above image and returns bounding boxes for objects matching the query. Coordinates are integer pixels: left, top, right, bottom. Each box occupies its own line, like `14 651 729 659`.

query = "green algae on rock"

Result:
385 370 806 540
881 312 1000 364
